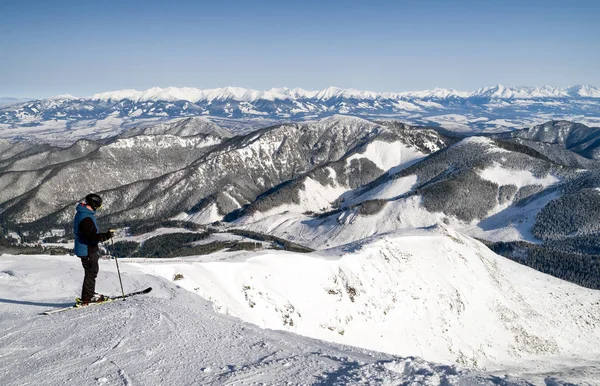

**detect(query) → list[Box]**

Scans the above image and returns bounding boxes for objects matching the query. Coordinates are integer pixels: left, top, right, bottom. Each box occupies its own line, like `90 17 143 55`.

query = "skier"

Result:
73 193 114 305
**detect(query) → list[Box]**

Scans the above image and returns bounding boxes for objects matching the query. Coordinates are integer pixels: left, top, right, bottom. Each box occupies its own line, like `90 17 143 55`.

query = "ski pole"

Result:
110 235 126 299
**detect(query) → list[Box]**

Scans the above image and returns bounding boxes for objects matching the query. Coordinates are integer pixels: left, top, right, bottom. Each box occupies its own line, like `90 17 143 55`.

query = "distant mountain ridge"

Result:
1 85 600 144
89 84 600 102
0 97 32 107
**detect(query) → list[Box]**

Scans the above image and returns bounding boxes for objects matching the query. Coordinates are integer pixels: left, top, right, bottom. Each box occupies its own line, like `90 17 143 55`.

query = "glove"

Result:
99 246 111 260
101 229 114 241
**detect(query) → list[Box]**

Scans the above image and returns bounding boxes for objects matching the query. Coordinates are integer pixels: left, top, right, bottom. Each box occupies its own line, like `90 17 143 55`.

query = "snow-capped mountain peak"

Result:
568 84 600 97
47 94 79 101
3 84 600 144
90 88 146 102
470 84 600 99
84 84 600 104
398 87 470 99
472 84 514 98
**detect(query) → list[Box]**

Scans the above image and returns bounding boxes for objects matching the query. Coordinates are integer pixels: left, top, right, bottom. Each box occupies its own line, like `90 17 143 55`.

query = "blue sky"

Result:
1 0 599 98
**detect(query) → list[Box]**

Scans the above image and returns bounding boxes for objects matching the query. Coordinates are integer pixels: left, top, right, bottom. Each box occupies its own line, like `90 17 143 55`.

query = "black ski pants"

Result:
80 252 100 301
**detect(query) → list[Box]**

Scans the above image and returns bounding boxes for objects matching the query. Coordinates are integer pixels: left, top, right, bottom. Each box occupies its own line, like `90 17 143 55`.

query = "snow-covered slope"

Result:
235 136 566 247
0 131 228 222
241 138 426 219
507 120 600 160
2 227 599 385
133 226 600 371
4 118 600 273
0 254 407 386
232 122 449 222
3 115 433 225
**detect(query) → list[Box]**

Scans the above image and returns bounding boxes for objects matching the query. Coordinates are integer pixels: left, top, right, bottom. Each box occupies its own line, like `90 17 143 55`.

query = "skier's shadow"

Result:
0 298 73 308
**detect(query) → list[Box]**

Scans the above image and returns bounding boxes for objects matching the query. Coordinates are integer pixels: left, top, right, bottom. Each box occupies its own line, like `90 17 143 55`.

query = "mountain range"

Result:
3 113 600 383
1 85 600 144
2 115 600 289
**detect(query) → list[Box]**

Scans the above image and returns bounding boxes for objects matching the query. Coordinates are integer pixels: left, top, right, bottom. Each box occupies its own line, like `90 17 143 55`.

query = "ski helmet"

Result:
85 193 103 210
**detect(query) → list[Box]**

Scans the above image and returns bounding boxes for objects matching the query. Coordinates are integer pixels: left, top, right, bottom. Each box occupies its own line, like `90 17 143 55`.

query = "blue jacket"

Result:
73 203 99 257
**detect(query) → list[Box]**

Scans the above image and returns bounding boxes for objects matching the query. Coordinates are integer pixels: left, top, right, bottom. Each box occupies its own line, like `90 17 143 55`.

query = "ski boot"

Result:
75 293 109 307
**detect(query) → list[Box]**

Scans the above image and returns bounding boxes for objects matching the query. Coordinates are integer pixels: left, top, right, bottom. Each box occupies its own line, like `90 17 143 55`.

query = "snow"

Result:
346 175 418 205
478 163 559 189
485 119 529 128
414 100 445 109
89 86 315 103
119 227 197 245
0 255 401 385
129 108 143 117
464 191 561 243
554 115 600 128
134 226 600 369
7 231 21 242
468 84 600 100
422 114 472 131
108 134 220 150
572 84 600 97
2 226 599 385
238 139 426 221
173 203 222 224
47 94 78 100
242 176 349 223
298 177 348 212
346 140 425 174
472 85 572 99
4 85 600 145
86 85 600 104
238 103 269 115
393 100 423 111
239 196 446 249
397 88 471 99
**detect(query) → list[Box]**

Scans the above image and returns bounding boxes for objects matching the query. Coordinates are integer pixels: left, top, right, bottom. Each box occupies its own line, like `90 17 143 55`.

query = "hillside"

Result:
1 227 599 385
3 118 600 291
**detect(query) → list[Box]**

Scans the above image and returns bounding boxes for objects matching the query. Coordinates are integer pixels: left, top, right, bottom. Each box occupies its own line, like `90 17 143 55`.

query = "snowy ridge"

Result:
3 250 593 385
2 84 600 143
132 226 600 370
471 84 600 99
87 86 429 102
88 84 600 102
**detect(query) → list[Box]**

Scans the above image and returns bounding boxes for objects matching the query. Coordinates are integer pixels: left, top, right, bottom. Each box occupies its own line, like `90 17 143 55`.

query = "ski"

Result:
112 286 153 299
42 287 153 315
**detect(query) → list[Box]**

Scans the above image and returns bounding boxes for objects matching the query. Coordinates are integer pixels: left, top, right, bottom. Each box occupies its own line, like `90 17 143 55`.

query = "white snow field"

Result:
2 226 599 385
